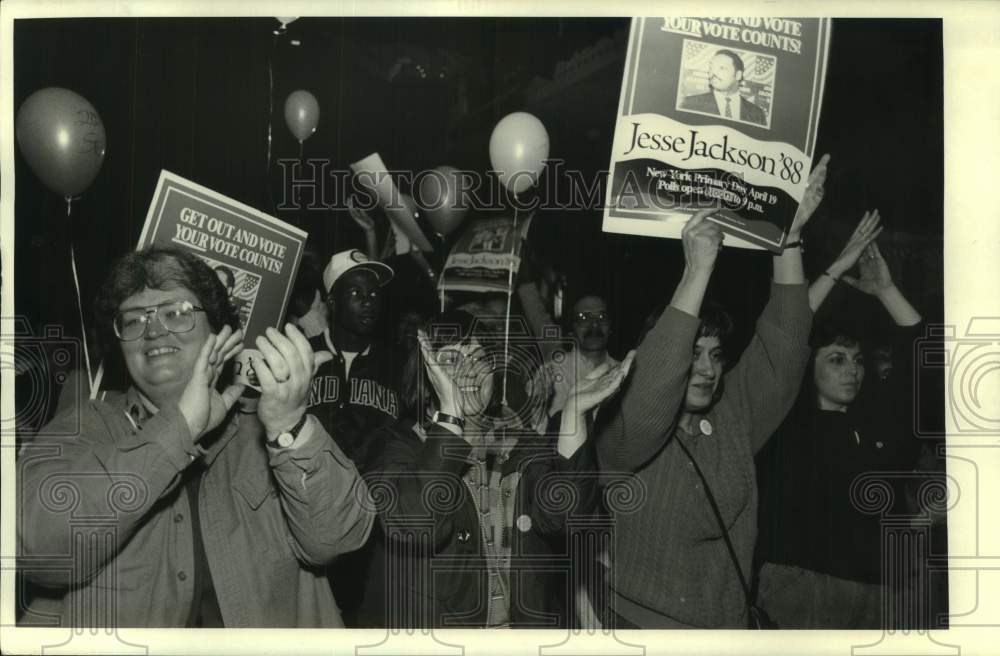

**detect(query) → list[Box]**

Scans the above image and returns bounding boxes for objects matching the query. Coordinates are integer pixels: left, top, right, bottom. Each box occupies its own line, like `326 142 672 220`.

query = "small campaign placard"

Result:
137 170 307 388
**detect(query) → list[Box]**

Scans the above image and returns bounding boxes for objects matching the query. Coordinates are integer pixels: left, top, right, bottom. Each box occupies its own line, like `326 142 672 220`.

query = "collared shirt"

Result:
713 90 742 120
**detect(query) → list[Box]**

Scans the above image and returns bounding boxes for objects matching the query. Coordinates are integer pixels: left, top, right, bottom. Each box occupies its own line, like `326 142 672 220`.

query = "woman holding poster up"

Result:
594 156 828 629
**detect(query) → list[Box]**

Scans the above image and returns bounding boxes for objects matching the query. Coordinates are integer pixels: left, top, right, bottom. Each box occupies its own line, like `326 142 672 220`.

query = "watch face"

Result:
276 432 295 448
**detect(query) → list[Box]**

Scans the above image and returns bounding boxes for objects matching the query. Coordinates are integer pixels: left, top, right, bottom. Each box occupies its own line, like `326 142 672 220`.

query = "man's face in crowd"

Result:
683 335 724 413
330 268 383 337
813 341 866 412
572 296 611 353
118 285 211 406
709 53 742 94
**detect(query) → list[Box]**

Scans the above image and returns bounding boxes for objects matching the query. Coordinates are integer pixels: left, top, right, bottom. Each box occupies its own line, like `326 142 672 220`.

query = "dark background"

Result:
13 17 943 368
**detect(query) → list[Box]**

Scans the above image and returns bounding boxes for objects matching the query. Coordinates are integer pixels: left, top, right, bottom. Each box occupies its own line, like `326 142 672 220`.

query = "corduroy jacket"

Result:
17 388 374 627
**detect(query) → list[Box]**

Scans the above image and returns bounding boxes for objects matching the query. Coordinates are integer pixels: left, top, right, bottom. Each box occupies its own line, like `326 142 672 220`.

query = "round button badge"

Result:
699 419 713 436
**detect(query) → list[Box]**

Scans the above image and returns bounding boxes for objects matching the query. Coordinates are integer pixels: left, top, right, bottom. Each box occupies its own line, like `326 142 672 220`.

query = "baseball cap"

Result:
322 249 395 294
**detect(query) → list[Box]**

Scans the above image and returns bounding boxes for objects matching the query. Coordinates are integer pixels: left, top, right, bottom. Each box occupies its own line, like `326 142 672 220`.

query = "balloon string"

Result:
67 199 95 397
266 32 278 214
501 205 519 409
298 140 305 226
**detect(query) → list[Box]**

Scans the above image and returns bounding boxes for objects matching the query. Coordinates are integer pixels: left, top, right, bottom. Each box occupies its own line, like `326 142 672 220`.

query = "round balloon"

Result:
417 165 468 236
284 90 320 143
489 111 549 194
16 87 107 198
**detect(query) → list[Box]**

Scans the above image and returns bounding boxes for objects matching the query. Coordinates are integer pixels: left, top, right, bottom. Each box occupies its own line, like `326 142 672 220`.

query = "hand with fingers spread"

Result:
843 242 895 296
788 153 830 237
255 323 333 438
828 210 883 279
178 325 246 441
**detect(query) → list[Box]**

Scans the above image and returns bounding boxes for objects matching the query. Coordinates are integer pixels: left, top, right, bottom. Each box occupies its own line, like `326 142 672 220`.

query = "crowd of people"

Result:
15 155 946 630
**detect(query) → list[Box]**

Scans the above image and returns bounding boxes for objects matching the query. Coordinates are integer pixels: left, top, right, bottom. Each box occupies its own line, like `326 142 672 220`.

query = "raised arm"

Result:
775 153 829 286
843 242 922 327
809 209 883 311
728 155 830 452
347 197 380 262
595 209 721 472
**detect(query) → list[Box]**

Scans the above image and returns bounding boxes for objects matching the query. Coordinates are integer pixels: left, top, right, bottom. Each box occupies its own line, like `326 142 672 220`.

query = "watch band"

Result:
783 238 804 251
268 414 309 448
432 411 465 430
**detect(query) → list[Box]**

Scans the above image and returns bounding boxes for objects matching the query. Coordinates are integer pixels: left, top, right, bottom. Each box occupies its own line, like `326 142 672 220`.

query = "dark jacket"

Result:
756 323 926 584
356 416 598 629
680 91 767 126
307 331 401 465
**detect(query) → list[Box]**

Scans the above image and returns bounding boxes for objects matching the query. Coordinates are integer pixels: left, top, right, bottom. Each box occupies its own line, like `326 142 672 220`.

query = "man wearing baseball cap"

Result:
308 249 398 464
309 249 399 627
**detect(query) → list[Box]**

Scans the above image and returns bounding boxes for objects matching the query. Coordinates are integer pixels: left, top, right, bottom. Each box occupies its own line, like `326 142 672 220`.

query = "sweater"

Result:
595 282 812 628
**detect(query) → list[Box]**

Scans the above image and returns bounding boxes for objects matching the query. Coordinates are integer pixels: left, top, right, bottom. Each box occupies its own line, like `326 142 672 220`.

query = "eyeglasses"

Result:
113 300 206 341
574 311 609 323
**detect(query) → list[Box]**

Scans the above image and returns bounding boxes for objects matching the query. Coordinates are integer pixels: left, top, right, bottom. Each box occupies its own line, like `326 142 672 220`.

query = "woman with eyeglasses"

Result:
353 309 634 628
18 246 373 628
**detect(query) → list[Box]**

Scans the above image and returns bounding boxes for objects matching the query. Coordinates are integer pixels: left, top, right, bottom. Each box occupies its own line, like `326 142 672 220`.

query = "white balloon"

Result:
489 112 549 194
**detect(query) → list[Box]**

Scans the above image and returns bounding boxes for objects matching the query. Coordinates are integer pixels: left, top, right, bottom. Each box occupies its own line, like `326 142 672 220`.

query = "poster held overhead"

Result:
350 152 434 253
137 170 307 389
438 214 534 295
603 17 831 252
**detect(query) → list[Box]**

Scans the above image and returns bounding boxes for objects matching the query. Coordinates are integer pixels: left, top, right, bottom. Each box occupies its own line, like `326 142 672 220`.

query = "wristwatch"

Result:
268 414 308 448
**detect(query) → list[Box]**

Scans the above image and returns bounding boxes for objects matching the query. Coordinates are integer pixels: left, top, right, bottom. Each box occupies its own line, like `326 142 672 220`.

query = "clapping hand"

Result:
569 350 636 415
179 325 246 441
254 324 333 437
828 210 883 277
843 242 895 296
416 329 462 419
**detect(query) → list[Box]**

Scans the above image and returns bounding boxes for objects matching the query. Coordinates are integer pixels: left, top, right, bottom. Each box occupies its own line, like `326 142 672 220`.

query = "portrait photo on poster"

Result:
676 40 775 129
